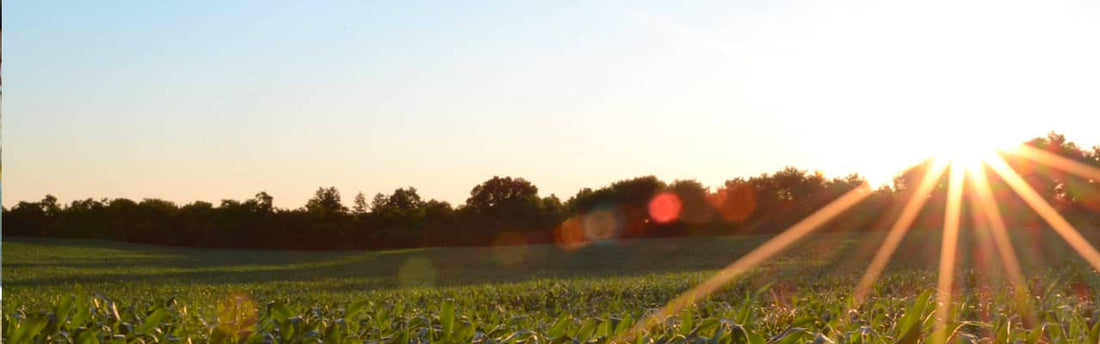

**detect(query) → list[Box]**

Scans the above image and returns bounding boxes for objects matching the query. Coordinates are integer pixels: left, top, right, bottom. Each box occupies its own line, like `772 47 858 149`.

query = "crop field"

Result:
4 229 1100 343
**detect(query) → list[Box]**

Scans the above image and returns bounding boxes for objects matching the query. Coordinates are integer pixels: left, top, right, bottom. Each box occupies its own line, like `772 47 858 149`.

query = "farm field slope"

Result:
4 230 1100 342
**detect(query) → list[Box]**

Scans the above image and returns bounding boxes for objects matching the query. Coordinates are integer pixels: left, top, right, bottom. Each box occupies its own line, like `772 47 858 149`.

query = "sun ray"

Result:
933 164 966 344
968 164 1036 326
1007 144 1100 181
963 188 1003 331
616 183 873 342
853 159 949 304
986 155 1100 272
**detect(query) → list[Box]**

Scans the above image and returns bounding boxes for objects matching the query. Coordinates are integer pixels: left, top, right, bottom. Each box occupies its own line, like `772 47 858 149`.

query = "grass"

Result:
4 229 1100 343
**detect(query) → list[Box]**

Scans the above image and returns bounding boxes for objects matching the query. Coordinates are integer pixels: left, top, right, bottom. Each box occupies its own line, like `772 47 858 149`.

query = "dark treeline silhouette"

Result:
5 133 1099 250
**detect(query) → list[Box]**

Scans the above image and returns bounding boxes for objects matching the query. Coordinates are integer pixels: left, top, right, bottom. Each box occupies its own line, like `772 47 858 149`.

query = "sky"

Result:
5 0 1100 209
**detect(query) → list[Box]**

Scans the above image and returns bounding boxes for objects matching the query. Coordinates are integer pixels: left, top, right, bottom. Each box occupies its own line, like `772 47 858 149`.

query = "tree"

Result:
387 187 424 211
463 176 543 242
132 199 178 244
566 176 667 214
6 201 48 236
41 194 62 217
368 187 428 248
253 192 274 213
353 192 368 215
369 188 425 216
712 178 756 224
420 200 456 246
1012 132 1091 210
561 176 669 239
466 177 538 212
305 186 347 216
770 167 825 202
669 179 712 225
7 131 1097 250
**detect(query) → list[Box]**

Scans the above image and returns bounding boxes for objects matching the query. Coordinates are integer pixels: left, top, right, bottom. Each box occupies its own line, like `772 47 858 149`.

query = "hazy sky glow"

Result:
6 0 1100 208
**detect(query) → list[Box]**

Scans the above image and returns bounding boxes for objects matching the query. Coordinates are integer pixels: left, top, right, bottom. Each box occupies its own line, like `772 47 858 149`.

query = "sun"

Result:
924 128 1018 170
936 142 995 169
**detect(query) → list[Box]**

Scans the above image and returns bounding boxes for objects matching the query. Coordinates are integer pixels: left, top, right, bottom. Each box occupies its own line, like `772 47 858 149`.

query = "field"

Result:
4 229 1100 343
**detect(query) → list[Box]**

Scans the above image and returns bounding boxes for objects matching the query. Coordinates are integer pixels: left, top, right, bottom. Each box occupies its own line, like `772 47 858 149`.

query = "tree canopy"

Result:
5 132 1098 251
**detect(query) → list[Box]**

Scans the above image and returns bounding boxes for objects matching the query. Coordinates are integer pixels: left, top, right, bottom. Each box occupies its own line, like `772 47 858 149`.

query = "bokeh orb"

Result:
554 216 587 250
397 257 437 288
492 232 529 266
648 192 682 223
583 210 619 241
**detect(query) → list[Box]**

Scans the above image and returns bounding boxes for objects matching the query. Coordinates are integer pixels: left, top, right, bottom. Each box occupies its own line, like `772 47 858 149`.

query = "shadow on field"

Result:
3 229 1084 293
5 235 785 290
3 237 352 267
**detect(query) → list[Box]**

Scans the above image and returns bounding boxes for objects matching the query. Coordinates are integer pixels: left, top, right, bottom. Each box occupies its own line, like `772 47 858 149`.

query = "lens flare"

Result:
398 257 437 288
987 155 1100 272
618 183 871 342
1008 144 1100 181
933 163 966 344
616 135 1099 342
648 192 682 223
709 183 756 223
493 232 529 266
854 159 948 304
215 293 257 340
553 216 587 250
968 165 1037 326
583 209 620 241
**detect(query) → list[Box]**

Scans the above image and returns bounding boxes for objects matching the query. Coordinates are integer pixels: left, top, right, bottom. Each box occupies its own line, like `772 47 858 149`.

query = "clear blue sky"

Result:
6 0 1100 208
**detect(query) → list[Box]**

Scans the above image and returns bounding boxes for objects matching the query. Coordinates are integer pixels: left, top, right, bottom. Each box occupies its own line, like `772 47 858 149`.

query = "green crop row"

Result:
5 276 1100 343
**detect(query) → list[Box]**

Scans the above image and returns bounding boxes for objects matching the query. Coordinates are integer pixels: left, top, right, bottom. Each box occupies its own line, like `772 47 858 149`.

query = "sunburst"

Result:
618 143 1100 343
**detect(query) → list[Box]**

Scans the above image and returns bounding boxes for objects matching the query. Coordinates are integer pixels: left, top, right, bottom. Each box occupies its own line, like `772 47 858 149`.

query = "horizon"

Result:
3 130 1097 210
7 0 1100 208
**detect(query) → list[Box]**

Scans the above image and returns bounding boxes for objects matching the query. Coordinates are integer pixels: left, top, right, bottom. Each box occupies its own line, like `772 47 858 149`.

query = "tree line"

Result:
4 132 1099 250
